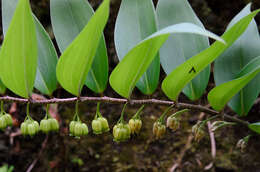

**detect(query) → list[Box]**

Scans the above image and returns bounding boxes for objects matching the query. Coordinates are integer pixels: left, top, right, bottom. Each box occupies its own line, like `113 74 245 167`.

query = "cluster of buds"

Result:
21 117 40 136
69 101 88 138
192 121 205 142
92 103 110 134
0 101 13 130
236 135 250 153
69 121 88 138
128 105 144 135
113 123 131 142
0 113 13 130
166 109 188 131
113 103 131 142
153 121 166 139
153 105 174 140
40 117 59 133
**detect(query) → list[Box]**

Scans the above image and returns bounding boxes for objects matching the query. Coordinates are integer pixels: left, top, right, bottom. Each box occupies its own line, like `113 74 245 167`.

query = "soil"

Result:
0 0 260 172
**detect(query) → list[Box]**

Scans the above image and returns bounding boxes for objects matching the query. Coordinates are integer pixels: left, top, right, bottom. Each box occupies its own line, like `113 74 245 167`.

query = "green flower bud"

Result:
92 119 102 134
69 121 77 136
33 121 40 133
28 123 37 137
48 118 59 132
192 121 205 142
166 117 180 131
153 122 166 140
40 119 51 133
129 119 142 134
81 123 88 136
99 117 110 133
4 114 13 126
74 122 83 137
113 123 131 142
21 121 28 135
0 116 7 130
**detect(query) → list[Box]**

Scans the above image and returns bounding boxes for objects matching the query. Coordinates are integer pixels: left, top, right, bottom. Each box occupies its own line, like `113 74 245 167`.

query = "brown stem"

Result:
0 96 249 126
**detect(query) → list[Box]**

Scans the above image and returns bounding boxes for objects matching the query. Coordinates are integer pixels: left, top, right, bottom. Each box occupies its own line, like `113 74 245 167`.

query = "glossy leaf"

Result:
51 0 108 93
115 0 159 95
0 80 6 95
110 23 225 98
208 56 260 111
0 0 37 98
214 4 260 116
248 122 260 134
156 0 210 100
162 10 260 101
2 0 58 96
56 0 110 96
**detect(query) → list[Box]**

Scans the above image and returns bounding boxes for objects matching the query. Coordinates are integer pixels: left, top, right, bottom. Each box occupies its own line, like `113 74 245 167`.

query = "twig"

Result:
204 121 216 170
0 96 249 126
26 136 48 172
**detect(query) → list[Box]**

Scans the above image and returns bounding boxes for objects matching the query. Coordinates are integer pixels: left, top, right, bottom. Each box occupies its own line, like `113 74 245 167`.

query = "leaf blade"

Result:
156 0 210 100
208 56 260 111
56 0 110 96
114 0 159 95
214 4 260 116
2 0 58 96
0 0 37 98
162 10 260 101
51 0 108 93
110 23 224 98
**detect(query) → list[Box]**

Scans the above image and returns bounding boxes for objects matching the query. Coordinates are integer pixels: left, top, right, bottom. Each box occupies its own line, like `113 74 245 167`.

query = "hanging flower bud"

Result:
113 123 131 142
28 123 37 137
128 105 144 135
192 121 205 142
153 121 166 139
129 118 142 134
166 117 180 131
92 103 110 134
81 123 89 135
69 121 77 136
74 122 83 137
236 136 250 153
21 121 29 135
113 103 131 142
92 119 102 134
0 116 7 130
40 119 51 133
3 114 13 126
48 118 59 132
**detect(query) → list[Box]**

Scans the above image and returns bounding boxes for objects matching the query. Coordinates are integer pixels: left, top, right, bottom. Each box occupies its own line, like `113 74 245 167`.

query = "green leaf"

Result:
109 23 225 98
214 4 260 116
248 122 260 134
51 0 108 93
2 0 58 96
208 56 260 111
114 0 159 95
0 0 37 98
162 10 260 101
156 0 210 100
56 0 110 96
0 80 6 95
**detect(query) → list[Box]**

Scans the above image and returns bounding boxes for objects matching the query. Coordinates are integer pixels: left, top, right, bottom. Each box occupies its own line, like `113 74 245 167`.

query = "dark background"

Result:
0 0 260 171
